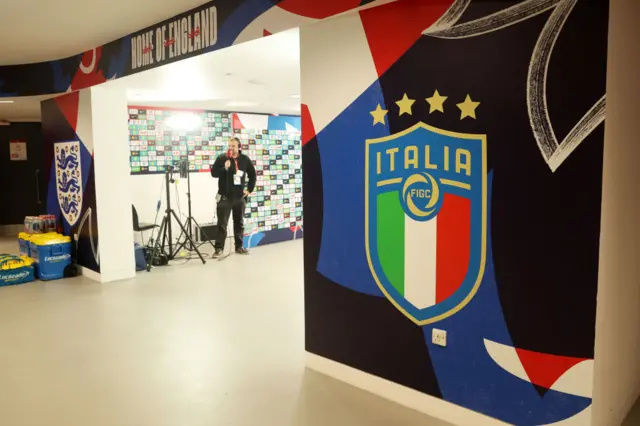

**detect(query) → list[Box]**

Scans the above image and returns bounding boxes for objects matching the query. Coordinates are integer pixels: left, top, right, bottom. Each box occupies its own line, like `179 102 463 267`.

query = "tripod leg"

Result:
147 216 167 272
161 218 168 255
186 217 198 251
171 218 189 259
170 210 206 264
186 217 196 251
182 217 195 251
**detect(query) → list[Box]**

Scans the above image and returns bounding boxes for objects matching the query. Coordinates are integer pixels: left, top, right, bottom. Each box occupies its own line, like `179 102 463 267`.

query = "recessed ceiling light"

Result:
0 100 14 104
289 94 300 98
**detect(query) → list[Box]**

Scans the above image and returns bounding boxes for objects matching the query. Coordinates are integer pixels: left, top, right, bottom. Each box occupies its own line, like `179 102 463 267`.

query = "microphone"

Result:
226 149 236 174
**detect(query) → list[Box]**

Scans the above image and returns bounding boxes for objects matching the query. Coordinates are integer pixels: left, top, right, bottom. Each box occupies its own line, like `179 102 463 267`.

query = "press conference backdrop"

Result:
128 107 303 249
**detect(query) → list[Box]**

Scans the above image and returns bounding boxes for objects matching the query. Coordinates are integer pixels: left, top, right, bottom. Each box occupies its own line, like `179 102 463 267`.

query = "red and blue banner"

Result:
0 0 367 97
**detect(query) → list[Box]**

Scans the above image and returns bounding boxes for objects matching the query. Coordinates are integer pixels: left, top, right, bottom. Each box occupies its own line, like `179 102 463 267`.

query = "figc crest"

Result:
365 122 487 325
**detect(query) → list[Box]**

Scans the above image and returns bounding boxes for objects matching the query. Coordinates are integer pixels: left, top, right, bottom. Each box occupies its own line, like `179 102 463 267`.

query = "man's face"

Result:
229 139 240 156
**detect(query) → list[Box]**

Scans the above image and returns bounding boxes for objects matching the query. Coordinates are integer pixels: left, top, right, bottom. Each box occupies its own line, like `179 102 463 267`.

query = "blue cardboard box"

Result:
0 254 35 287
18 233 32 257
0 266 35 287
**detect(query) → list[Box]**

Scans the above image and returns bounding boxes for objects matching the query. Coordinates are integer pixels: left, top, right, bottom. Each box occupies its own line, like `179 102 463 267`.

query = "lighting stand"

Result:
146 168 205 272
172 165 216 255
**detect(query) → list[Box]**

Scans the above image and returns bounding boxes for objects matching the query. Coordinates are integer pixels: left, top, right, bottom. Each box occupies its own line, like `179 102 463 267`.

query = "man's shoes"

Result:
235 247 249 255
213 248 223 257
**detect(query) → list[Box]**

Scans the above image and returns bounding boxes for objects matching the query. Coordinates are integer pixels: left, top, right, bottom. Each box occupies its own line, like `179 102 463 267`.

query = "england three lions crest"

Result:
55 141 83 226
365 122 487 325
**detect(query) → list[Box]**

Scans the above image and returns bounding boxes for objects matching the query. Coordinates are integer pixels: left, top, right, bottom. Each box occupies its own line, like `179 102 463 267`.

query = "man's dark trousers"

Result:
215 196 246 250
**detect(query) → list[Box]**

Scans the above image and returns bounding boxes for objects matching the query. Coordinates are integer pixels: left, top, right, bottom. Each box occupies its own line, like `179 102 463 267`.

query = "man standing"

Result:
210 136 256 256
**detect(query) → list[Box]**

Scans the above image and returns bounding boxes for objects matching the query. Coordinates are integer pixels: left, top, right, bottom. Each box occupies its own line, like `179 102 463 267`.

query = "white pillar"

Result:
89 86 135 282
592 0 640 425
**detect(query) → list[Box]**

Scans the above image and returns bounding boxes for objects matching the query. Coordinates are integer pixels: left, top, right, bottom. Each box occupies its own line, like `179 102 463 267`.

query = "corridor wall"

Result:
300 1 609 425
41 91 101 273
20 0 640 423
41 87 134 282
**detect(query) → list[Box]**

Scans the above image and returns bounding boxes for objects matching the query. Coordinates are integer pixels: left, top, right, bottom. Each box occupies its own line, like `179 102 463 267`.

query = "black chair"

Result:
132 205 158 245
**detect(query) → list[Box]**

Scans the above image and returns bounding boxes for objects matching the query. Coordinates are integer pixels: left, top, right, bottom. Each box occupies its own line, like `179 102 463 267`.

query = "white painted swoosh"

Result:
423 0 606 172
79 48 97 74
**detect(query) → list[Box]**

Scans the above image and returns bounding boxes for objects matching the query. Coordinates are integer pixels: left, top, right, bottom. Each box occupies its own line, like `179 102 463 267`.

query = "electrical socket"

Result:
432 328 447 347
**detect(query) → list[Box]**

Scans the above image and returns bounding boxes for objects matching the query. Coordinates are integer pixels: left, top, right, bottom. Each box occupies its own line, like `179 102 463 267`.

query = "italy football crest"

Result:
365 122 487 325
55 141 83 226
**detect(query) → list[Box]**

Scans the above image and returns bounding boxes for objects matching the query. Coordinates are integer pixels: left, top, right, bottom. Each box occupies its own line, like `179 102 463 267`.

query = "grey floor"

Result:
0 236 637 426
0 237 452 426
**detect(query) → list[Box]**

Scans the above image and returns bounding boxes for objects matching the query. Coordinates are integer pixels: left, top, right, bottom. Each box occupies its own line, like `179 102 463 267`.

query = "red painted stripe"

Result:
360 0 454 77
301 103 316 147
232 113 245 130
436 194 471 303
515 348 588 390
53 92 79 132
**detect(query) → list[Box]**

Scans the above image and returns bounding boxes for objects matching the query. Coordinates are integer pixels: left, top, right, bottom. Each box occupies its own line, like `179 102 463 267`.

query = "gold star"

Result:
457 94 480 120
395 93 415 116
370 104 388 126
426 90 447 114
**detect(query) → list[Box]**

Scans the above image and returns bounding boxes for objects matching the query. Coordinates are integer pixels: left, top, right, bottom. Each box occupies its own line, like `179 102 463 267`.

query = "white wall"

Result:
592 0 640 425
90 86 136 282
307 354 508 426
130 172 237 246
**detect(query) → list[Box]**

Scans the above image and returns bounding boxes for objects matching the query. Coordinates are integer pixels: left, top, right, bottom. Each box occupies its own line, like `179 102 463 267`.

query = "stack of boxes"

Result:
1 215 73 287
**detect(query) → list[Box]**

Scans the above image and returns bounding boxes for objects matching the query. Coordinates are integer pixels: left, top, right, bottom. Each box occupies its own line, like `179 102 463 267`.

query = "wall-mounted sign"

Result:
9 140 27 161
130 3 218 72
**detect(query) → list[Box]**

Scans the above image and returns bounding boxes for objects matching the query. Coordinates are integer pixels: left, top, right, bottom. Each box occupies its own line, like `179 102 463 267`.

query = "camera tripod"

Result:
146 166 207 271
172 161 217 256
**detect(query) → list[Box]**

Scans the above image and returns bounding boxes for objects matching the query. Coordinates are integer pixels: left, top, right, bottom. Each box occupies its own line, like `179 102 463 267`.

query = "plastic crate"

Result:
30 240 72 281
